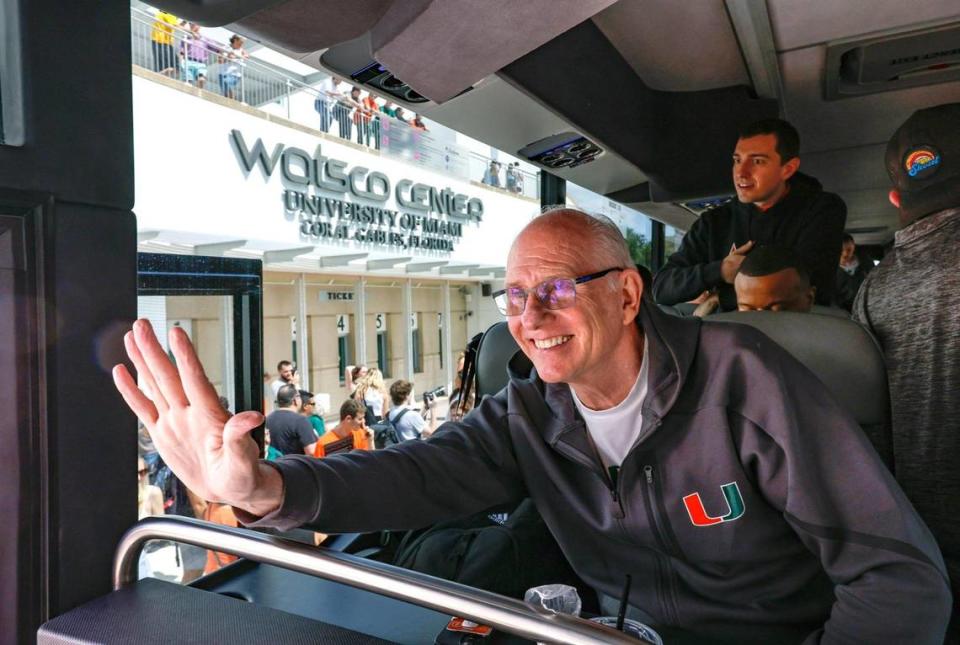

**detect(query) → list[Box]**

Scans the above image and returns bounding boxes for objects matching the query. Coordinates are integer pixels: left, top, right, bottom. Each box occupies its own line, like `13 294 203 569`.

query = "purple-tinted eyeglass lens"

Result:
537 278 576 309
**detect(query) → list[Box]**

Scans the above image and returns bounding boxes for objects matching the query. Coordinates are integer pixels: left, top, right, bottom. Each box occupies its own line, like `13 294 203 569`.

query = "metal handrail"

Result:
115 516 644 644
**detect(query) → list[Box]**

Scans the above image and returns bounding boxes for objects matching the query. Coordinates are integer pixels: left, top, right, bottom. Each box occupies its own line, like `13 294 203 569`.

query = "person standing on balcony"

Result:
180 22 213 90
150 10 179 78
219 34 249 102
380 101 397 119
346 86 365 143
361 92 381 149
315 76 344 134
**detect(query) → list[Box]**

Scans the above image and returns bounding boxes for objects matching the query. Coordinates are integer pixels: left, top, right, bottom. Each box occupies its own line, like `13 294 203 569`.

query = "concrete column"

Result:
354 278 367 365
221 295 236 410
296 274 310 391
442 281 454 391
403 279 414 379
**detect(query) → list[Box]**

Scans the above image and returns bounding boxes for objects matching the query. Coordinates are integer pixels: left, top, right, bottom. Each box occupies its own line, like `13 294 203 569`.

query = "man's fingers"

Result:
133 319 190 408
113 364 159 426
223 411 265 456
736 240 755 254
124 330 169 412
169 326 221 408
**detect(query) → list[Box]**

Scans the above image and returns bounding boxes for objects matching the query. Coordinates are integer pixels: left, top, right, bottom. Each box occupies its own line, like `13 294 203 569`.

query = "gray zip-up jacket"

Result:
250 302 951 644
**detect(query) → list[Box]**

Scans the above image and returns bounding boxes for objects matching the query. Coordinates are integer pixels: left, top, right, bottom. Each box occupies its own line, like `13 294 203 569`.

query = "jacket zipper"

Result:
643 464 681 625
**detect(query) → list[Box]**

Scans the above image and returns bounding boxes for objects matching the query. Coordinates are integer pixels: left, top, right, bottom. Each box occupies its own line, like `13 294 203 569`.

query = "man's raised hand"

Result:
113 319 283 517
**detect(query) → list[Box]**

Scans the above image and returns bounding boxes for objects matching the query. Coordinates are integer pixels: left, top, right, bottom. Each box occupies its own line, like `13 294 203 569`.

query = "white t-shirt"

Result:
387 405 426 441
364 389 385 418
570 343 649 470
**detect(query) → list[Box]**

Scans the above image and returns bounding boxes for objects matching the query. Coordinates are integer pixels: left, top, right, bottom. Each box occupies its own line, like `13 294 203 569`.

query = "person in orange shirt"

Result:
314 399 373 457
361 93 381 149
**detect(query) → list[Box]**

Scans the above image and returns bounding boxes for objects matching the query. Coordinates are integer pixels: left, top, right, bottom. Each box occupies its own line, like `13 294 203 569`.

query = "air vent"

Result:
518 133 603 170
350 62 429 103
825 23 960 100
680 195 732 215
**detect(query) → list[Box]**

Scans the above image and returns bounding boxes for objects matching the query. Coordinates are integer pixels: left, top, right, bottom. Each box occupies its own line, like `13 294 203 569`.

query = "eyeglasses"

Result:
492 267 624 316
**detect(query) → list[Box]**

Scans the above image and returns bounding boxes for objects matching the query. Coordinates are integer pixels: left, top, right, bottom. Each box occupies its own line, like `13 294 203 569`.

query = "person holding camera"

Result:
386 379 436 441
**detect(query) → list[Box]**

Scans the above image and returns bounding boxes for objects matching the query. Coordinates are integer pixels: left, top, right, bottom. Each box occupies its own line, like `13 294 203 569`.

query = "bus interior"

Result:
3 0 960 643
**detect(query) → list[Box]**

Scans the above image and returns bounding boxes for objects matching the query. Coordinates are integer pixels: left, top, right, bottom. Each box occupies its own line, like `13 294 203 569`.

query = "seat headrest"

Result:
708 311 888 426
473 312 888 429
475 322 526 399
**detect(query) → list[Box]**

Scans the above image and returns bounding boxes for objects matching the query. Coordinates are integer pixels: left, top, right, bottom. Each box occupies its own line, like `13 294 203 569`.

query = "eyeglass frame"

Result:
491 267 625 316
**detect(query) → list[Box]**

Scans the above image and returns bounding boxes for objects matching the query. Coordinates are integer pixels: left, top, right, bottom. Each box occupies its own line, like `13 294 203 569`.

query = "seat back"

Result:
474 322 527 399
710 310 891 463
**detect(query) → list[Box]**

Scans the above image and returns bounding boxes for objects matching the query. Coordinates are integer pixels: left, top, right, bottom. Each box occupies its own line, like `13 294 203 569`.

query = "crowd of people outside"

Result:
146 10 430 152
482 160 526 194
148 11 249 99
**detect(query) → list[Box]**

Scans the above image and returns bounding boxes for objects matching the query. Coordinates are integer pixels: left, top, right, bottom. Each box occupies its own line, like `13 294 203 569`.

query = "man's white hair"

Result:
511 206 634 271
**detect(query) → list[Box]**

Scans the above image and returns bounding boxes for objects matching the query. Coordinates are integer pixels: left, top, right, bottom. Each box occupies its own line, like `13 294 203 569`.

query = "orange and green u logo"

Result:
682 482 745 526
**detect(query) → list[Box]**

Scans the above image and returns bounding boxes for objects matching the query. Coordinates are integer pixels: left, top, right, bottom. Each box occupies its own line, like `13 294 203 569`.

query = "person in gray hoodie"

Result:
115 208 951 644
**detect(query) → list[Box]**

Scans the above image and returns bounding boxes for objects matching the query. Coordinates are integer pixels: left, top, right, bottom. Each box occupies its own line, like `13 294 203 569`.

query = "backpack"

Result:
391 499 583 600
371 407 412 449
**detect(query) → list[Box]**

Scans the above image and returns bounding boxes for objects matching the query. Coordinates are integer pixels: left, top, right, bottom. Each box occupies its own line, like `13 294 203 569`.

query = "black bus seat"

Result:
810 304 850 318
473 314 891 468
709 310 891 466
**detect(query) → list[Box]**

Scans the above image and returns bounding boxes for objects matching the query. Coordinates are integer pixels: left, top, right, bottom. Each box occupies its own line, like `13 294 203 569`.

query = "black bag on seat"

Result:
391 499 583 600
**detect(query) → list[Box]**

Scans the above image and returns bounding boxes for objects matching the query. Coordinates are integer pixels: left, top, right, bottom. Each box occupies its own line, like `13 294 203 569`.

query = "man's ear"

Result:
888 189 901 208
781 157 800 182
805 285 817 310
621 269 643 325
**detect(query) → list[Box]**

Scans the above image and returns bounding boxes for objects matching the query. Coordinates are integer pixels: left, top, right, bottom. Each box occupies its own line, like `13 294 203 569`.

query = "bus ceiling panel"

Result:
500 20 778 202
766 0 960 52
591 0 751 92
230 0 393 54
778 45 960 155
369 0 618 104
622 201 699 233
424 75 646 196
151 0 288 26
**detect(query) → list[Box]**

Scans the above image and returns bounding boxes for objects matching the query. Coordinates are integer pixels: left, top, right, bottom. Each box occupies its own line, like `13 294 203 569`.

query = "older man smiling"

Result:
115 208 950 643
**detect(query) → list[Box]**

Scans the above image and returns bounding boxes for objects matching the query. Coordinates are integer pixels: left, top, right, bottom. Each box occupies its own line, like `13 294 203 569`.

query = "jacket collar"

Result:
895 207 960 248
506 300 701 471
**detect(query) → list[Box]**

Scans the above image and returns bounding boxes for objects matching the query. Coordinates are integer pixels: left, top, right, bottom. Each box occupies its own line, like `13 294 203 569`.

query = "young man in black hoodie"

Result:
653 119 846 311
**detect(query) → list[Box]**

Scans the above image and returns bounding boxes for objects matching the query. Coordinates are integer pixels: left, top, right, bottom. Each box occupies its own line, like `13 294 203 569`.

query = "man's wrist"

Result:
237 462 284 517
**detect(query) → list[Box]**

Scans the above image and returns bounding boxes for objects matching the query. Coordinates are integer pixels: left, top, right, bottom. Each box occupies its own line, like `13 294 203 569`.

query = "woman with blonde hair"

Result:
354 367 387 422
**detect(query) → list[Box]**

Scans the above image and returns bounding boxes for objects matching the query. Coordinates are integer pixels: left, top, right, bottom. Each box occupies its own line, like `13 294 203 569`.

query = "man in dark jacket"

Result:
115 209 950 643
853 102 960 641
653 119 846 311
834 233 870 311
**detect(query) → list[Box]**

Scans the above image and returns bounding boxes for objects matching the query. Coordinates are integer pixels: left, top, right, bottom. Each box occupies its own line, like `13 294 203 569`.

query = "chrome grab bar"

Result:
114 516 644 644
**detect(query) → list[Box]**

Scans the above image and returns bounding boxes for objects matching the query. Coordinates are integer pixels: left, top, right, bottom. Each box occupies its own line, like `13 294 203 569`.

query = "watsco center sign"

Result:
231 130 484 253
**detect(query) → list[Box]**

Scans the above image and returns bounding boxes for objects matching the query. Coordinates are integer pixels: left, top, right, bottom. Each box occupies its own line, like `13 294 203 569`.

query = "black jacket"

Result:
834 262 870 311
246 302 950 644
653 173 846 311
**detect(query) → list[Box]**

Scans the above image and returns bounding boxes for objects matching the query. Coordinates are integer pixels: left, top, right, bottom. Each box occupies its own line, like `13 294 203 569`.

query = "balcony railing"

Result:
131 8 539 198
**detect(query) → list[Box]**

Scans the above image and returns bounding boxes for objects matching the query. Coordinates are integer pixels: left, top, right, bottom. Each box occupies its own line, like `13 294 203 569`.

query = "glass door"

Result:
135 253 262 583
